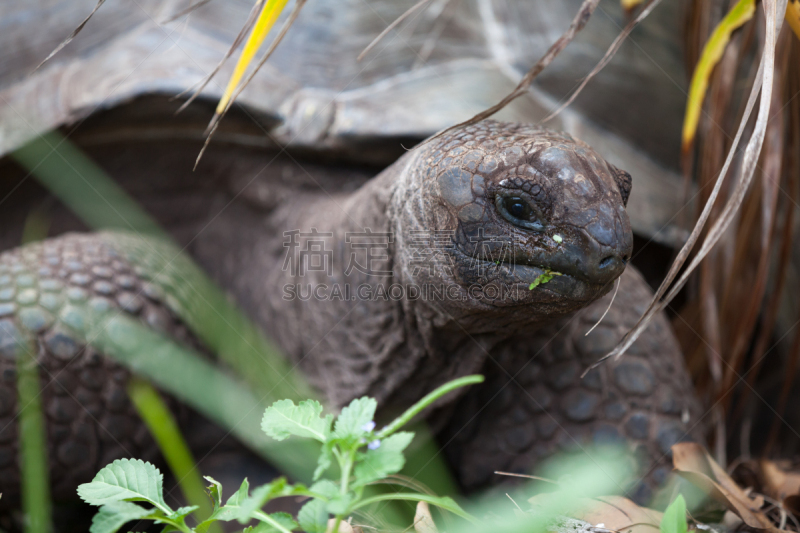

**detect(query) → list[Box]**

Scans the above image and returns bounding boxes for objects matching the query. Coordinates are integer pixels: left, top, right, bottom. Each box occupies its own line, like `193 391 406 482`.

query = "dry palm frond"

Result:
586 0 787 377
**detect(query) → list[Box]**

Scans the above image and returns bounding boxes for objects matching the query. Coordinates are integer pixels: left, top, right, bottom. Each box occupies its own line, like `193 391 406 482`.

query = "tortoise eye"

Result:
505 197 532 220
495 194 544 231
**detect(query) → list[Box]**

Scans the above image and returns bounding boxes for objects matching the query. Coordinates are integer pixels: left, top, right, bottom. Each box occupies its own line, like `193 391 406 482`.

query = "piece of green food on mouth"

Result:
528 269 562 290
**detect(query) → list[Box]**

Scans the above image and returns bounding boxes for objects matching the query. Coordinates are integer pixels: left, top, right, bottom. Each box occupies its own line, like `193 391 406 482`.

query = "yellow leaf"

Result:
682 0 755 151
787 0 800 40
621 0 644 11
216 0 290 115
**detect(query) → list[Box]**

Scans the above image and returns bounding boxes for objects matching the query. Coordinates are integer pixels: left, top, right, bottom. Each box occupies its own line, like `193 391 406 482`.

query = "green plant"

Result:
528 269 561 290
77 375 482 533
659 495 688 533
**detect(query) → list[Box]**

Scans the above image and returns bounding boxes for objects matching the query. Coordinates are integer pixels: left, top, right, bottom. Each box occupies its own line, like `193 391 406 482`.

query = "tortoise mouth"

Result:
489 259 597 302
443 252 600 306
446 240 616 305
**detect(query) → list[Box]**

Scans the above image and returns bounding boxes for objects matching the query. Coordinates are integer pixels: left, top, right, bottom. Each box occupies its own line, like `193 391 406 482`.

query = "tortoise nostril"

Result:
599 256 617 269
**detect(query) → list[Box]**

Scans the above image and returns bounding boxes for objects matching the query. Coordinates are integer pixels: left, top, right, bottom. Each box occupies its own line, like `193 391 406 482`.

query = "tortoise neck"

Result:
257 149 494 408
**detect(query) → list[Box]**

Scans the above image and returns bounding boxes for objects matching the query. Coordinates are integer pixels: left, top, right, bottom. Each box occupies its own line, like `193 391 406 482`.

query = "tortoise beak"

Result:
546 236 628 287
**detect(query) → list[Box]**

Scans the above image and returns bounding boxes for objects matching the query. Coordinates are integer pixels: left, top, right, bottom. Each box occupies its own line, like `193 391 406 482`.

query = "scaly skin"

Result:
0 121 702 508
0 236 171 503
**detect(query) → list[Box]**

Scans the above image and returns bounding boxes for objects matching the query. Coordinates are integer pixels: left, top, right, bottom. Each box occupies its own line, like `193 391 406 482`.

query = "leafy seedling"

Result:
78 375 483 533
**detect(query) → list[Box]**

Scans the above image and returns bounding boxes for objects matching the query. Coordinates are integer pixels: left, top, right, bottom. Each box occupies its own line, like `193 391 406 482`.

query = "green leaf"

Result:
297 498 328 533
77 459 170 513
254 512 298 532
226 478 250 507
326 493 355 516
204 476 224 510
314 441 334 481
168 505 199 521
309 480 339 499
88 501 153 533
236 478 289 522
197 476 304 531
199 503 241 525
262 399 332 442
528 269 561 290
333 397 377 442
196 479 251 531
352 432 414 488
660 494 688 533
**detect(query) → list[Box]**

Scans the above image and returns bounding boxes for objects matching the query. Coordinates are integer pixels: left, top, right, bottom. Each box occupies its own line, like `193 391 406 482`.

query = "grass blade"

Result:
11 131 313 403
17 215 53 533
127 378 220 533
17 339 52 533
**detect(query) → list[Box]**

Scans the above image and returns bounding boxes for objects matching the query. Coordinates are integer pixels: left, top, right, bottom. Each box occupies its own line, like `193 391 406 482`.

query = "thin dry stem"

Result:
175 0 264 113
357 0 435 62
543 0 663 123
162 0 214 24
197 0 306 168
585 0 786 376
585 277 620 337
426 0 601 145
34 0 107 72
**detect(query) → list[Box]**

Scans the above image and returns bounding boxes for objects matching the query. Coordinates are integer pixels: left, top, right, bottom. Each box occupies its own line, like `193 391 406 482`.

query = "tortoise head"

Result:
394 120 633 328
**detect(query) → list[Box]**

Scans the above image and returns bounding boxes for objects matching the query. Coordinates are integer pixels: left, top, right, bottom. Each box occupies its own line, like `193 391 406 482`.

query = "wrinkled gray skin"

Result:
0 121 701 512
266 122 634 408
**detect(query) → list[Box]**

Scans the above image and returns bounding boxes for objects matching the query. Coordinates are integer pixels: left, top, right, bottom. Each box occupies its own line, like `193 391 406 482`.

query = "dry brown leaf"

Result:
760 460 800 501
415 501 439 533
326 518 363 533
571 496 662 533
672 443 775 531
528 494 662 533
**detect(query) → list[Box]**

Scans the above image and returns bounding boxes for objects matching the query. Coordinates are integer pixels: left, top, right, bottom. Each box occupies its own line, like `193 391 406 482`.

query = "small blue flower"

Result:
368 439 381 450
361 421 376 433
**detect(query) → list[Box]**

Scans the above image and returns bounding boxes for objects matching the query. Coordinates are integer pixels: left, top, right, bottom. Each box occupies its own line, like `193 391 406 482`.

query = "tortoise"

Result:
0 0 703 521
